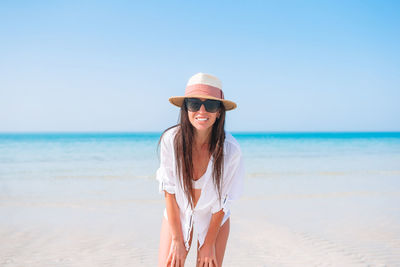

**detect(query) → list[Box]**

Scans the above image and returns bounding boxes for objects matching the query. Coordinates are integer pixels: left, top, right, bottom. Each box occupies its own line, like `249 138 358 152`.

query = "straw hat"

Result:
169 73 237 111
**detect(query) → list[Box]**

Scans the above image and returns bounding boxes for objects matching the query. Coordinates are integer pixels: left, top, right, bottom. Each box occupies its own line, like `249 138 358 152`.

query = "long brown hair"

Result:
158 101 226 208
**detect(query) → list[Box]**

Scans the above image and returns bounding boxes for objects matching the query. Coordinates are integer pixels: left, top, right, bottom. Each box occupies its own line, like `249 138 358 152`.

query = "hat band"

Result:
185 84 224 99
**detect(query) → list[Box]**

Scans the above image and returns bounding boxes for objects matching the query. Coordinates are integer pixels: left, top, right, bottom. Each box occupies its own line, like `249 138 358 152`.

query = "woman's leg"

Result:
215 217 230 266
158 216 193 267
196 217 230 266
158 216 172 267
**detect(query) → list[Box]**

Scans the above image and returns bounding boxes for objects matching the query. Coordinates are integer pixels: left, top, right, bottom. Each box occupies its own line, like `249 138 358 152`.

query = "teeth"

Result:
196 118 208 121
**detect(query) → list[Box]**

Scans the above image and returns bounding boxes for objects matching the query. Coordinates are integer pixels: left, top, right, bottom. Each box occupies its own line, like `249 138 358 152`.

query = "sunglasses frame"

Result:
184 98 222 113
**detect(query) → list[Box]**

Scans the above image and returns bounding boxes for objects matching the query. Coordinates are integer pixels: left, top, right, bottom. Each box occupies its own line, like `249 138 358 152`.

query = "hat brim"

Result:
169 95 237 111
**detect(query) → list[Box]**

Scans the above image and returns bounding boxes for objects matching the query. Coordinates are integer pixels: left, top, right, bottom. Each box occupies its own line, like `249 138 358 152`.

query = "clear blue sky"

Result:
1 0 399 132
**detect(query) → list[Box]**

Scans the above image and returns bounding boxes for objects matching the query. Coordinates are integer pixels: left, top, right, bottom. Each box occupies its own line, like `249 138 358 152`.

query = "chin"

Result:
194 123 213 131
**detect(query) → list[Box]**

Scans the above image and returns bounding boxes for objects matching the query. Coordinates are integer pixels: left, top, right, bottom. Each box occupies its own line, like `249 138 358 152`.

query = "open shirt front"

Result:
156 126 245 251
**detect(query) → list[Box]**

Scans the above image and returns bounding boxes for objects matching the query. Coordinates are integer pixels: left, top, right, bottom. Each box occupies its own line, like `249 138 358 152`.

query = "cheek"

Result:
187 112 196 123
209 115 218 124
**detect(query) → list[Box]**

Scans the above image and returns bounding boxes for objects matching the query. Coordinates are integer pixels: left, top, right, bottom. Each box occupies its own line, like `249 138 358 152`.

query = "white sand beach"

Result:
1 173 400 267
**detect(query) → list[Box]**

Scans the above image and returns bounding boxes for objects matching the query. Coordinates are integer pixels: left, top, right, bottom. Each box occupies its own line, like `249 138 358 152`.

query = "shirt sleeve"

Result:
156 131 177 195
211 144 245 214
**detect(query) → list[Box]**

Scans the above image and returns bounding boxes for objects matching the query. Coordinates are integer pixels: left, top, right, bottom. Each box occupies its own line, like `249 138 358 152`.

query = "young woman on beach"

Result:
157 73 244 267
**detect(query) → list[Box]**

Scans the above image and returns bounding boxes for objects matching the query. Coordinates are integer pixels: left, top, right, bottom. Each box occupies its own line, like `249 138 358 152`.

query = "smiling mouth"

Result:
196 117 209 121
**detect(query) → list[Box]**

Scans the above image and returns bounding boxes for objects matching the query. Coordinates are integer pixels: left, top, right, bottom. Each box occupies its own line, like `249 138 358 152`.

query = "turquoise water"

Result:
1 132 400 181
1 131 400 220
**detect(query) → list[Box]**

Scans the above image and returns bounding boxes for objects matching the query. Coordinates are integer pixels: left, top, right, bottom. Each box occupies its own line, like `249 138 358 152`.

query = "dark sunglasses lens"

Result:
204 100 221 112
185 98 221 113
185 98 201 111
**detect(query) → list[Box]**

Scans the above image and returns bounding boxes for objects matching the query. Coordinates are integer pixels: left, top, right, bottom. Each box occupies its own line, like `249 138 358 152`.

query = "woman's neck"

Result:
193 128 212 151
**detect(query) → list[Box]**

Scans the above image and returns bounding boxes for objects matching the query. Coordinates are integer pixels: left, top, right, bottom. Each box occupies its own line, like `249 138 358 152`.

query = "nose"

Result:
198 104 207 113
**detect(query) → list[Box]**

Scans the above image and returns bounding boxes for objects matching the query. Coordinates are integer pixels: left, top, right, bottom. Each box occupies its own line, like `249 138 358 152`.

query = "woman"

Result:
157 73 244 267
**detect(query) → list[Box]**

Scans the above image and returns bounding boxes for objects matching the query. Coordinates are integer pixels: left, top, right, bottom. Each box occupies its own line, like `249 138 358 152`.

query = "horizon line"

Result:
1 130 400 134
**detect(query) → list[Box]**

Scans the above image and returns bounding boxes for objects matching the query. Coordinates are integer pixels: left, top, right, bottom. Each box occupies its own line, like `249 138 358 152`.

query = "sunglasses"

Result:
184 98 222 113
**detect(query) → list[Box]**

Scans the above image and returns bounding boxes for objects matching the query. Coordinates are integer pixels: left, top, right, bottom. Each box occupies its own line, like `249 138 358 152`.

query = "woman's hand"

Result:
166 238 187 267
197 242 218 267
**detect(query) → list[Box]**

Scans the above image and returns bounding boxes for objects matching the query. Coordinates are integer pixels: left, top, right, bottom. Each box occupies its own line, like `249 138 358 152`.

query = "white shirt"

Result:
156 126 245 251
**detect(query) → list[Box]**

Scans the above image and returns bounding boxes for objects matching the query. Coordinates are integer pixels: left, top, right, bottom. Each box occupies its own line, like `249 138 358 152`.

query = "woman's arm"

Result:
164 191 187 266
164 192 184 242
204 209 225 246
198 209 225 267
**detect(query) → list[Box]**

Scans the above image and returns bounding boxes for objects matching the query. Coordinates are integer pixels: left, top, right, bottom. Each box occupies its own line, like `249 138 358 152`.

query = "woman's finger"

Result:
174 255 179 267
171 255 176 267
212 258 218 267
166 251 172 266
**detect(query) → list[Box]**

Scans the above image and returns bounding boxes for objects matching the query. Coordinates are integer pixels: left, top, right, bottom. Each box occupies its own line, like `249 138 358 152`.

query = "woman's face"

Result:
187 98 221 133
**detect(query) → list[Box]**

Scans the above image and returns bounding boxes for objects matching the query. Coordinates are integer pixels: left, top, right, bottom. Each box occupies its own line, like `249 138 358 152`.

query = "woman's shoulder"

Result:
224 131 242 156
161 125 179 144
161 126 179 149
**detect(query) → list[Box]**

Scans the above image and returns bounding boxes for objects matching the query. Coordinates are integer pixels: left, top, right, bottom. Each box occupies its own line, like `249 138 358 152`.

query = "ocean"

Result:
1 132 399 181
1 132 399 177
1 132 400 266
1 131 399 200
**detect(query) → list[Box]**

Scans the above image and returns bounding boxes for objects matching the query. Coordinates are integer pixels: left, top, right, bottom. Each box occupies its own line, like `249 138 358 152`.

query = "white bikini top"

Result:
192 174 205 189
192 158 212 189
